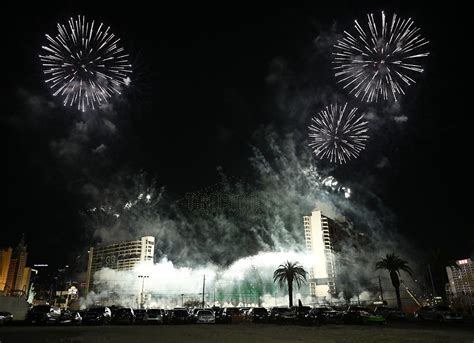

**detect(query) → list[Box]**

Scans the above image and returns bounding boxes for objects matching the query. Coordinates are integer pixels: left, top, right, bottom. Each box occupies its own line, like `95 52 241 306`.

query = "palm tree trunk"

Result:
288 281 293 307
395 286 402 310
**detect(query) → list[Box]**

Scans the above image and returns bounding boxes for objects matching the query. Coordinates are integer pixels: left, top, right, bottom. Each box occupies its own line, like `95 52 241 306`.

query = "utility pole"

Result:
181 294 184 307
427 264 436 297
138 275 149 309
202 275 206 308
378 275 384 301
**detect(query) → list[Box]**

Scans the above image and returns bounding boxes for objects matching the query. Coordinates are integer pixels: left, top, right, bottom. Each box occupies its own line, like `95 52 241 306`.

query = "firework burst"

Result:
308 103 369 164
333 11 429 102
39 15 132 112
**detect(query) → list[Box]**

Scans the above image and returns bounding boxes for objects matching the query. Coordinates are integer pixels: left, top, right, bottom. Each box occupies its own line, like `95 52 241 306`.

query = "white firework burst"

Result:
308 103 369 164
333 11 429 102
39 15 132 112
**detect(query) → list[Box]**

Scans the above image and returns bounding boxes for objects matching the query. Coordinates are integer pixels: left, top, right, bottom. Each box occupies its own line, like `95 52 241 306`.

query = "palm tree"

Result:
273 261 307 307
376 253 412 310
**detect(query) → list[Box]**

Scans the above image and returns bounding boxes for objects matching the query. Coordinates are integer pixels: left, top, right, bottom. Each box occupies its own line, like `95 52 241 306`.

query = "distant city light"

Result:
457 259 470 265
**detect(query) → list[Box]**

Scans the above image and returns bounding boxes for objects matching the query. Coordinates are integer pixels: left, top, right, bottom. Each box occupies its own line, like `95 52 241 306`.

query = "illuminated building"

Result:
20 267 32 295
3 235 28 296
0 247 13 293
446 258 474 296
303 210 366 300
85 236 155 294
303 210 337 298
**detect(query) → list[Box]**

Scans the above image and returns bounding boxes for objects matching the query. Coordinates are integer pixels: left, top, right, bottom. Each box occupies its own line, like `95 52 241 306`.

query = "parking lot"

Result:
1 322 473 343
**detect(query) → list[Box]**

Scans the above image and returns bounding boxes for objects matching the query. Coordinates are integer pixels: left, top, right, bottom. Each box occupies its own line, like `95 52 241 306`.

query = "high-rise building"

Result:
20 267 32 295
303 210 337 298
446 258 474 296
303 209 367 300
0 247 13 293
4 236 28 295
85 236 155 294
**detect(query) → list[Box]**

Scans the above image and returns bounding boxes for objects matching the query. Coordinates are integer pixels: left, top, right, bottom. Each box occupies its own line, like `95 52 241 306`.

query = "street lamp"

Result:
138 275 149 309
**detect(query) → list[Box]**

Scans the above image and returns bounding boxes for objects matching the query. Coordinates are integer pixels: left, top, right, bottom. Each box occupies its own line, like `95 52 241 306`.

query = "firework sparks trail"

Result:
39 15 132 112
333 11 429 102
308 103 369 164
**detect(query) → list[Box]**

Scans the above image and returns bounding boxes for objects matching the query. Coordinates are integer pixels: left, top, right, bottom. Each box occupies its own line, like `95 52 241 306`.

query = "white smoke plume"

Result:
81 131 419 307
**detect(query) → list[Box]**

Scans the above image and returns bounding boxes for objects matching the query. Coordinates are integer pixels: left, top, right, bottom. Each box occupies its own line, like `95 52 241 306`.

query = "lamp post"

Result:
378 275 384 302
427 264 437 298
202 275 206 308
138 275 149 309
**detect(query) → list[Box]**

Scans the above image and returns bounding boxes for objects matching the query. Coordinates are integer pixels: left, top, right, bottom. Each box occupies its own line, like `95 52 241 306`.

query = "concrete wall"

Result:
0 295 29 321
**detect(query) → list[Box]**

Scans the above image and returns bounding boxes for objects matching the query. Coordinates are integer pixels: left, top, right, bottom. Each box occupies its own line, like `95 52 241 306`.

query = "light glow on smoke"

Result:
83 251 315 309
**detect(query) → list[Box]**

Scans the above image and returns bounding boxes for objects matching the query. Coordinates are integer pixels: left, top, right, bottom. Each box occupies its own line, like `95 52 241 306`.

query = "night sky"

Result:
3 2 471 268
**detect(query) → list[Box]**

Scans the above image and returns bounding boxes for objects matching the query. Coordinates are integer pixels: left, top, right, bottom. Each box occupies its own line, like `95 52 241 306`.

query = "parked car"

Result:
57 310 82 325
374 306 406 320
26 305 61 325
109 305 120 318
0 312 13 325
212 306 224 323
301 308 325 326
170 308 191 324
343 306 385 325
291 306 311 324
269 307 296 324
163 309 173 323
196 309 215 324
239 307 251 317
312 306 343 324
414 305 463 322
221 307 242 323
191 308 205 323
146 309 164 324
82 306 112 325
246 307 269 323
133 309 148 324
112 307 136 325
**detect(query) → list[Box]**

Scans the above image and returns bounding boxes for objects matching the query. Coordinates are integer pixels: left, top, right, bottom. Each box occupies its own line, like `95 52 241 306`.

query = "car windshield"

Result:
350 307 369 312
276 307 291 313
31 306 51 313
198 310 213 316
148 309 161 314
297 306 311 312
435 306 450 311
116 308 131 313
88 307 105 313
174 310 188 316
253 308 267 314
314 307 330 311
225 308 240 314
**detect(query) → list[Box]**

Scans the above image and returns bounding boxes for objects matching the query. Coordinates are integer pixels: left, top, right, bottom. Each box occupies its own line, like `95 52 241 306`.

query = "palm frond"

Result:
273 260 307 289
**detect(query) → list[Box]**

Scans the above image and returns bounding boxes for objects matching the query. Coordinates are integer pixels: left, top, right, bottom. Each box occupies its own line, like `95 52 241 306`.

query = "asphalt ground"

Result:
1 321 473 343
